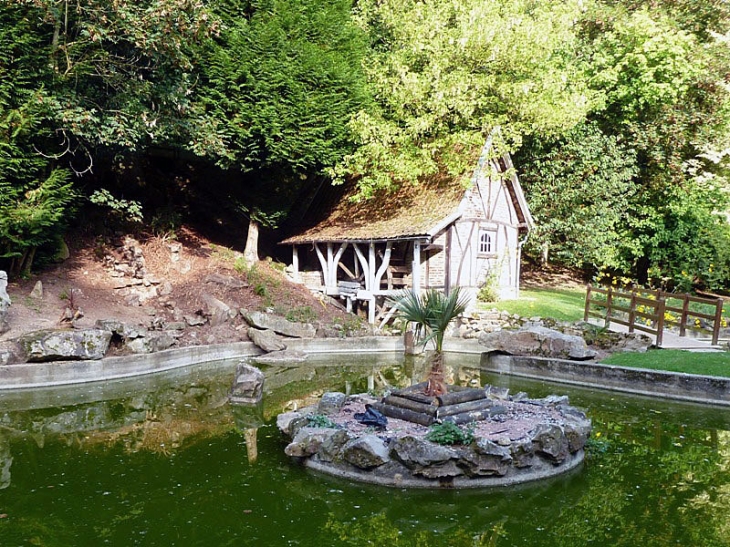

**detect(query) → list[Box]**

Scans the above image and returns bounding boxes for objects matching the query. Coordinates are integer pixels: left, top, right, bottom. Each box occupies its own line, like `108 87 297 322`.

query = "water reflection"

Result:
0 352 728 546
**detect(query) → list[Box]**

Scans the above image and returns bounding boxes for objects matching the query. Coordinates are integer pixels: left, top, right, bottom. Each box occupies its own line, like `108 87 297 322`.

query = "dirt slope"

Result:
0 228 358 348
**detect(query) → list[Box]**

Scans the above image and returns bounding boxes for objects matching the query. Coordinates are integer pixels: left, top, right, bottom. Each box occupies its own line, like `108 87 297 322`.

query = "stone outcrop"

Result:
248 328 286 352
242 310 316 339
478 326 597 360
0 271 10 335
17 329 112 362
230 362 265 405
279 391 591 488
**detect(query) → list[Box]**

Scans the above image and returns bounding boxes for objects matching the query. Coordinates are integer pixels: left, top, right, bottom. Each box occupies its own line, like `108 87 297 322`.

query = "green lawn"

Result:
479 287 586 322
479 285 730 378
601 349 730 378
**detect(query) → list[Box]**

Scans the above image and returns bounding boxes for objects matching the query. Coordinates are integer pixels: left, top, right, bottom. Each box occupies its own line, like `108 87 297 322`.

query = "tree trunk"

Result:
423 350 447 397
243 218 260 267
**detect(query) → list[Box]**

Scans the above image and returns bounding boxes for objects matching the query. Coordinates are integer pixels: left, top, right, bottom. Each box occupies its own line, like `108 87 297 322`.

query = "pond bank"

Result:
1 336 729 407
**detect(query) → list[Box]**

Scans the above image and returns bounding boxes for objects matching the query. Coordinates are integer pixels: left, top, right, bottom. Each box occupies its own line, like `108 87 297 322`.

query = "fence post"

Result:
605 287 613 329
584 285 592 322
680 294 689 338
656 299 665 347
628 292 636 334
712 298 723 346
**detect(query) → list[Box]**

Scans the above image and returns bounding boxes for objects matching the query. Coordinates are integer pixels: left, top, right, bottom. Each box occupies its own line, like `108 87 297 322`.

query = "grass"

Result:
479 287 586 322
478 283 730 378
601 349 730 378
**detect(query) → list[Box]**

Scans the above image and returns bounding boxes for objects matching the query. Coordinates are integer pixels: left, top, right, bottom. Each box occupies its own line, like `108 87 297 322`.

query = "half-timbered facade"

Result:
281 135 534 324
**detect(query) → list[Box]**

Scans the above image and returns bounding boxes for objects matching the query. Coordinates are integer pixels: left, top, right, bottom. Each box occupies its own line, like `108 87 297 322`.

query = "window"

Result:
478 229 496 255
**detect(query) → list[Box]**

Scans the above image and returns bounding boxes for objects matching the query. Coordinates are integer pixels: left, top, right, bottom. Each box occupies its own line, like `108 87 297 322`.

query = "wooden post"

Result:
656 298 665 347
628 292 636 334
605 287 613 329
291 245 300 283
584 285 592 322
713 298 723 346
412 241 421 295
680 294 690 337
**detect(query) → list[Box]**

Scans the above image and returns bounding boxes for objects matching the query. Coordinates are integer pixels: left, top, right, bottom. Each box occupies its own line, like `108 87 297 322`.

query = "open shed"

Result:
281 135 534 325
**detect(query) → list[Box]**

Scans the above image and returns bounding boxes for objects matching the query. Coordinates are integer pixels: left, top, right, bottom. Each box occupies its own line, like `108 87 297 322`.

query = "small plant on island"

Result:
426 421 475 446
307 414 339 429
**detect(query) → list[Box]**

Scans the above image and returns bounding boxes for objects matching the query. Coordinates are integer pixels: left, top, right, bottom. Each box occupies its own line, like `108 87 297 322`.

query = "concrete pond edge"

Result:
1 335 729 409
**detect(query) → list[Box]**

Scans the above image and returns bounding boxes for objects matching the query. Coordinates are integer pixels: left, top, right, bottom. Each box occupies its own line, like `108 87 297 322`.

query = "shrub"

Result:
426 421 475 445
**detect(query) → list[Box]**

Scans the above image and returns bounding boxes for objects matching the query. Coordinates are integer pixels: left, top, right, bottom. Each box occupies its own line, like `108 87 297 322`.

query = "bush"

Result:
426 421 475 445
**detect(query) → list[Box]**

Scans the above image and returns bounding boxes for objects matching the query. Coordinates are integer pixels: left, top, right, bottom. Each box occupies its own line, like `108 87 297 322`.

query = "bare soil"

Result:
0 227 356 347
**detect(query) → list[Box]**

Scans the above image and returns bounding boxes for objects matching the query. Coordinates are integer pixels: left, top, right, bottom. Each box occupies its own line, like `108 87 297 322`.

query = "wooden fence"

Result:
584 285 724 347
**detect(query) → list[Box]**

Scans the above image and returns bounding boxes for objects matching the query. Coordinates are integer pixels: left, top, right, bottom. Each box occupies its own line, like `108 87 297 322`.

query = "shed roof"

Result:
281 172 466 244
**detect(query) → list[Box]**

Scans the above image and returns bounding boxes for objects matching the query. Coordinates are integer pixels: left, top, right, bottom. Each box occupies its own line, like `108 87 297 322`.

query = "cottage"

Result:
281 135 534 325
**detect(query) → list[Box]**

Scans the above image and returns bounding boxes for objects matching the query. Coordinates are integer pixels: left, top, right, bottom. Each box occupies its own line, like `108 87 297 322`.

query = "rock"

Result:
318 429 352 462
242 310 316 339
342 435 391 469
277 410 308 437
510 439 536 468
485 385 510 400
248 328 286 352
29 281 43 299
285 427 341 458
457 439 512 477
18 329 112 361
318 392 347 415
531 423 570 464
184 313 208 327
390 435 456 469
205 273 247 289
158 281 173 296
230 362 265 404
202 293 233 327
478 326 597 360
251 349 307 365
124 332 175 354
95 319 147 340
165 322 187 331
0 271 10 335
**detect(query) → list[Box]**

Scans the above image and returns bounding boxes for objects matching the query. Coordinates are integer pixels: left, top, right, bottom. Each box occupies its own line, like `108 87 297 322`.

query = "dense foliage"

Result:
1 0 730 291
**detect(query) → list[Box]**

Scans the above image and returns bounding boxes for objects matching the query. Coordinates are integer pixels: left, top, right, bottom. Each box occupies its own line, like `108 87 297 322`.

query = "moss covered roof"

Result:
282 173 467 244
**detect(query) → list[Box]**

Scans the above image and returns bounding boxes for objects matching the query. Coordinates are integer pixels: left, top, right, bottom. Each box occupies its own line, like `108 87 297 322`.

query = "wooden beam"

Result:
374 242 392 290
291 245 300 283
314 243 328 288
412 241 422 295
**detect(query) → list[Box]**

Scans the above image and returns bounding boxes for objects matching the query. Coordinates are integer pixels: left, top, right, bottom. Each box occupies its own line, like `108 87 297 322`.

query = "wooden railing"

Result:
584 285 724 346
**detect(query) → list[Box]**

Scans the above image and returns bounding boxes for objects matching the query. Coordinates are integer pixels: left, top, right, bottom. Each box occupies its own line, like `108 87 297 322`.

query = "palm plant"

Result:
392 287 470 396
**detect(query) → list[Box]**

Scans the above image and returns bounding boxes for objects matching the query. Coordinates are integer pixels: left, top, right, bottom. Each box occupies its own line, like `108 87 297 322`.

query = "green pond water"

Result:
0 352 729 546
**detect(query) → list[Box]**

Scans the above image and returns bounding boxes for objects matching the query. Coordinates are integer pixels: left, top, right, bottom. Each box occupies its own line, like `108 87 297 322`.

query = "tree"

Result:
392 287 469 396
332 0 595 198
517 123 638 272
189 0 371 257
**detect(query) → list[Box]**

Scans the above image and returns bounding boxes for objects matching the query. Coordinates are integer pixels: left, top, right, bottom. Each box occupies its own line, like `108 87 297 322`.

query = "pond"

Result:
0 352 729 546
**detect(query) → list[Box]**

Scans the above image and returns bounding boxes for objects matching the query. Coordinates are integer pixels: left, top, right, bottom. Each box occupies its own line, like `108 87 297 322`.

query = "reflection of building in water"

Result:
0 434 12 489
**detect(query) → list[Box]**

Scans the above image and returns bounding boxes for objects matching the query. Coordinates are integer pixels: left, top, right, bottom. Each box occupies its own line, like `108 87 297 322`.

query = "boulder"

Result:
202 293 234 327
478 326 597 360
318 392 347 415
124 332 176 354
29 280 43 299
342 435 391 469
531 423 570 464
0 271 10 335
242 310 316 339
95 319 147 340
284 427 341 458
248 328 286 352
230 362 265 404
456 438 512 477
251 349 307 365
390 435 456 468
18 329 112 361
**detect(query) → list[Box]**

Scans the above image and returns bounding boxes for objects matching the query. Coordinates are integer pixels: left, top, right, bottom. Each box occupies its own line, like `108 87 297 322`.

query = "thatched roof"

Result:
281 173 467 244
